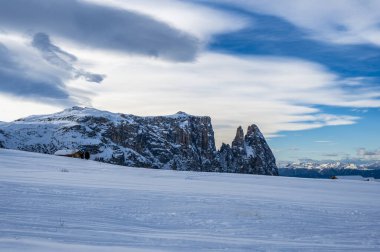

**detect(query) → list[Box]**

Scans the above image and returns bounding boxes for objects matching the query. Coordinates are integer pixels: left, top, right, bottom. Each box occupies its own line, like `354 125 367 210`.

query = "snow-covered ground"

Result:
0 149 379 251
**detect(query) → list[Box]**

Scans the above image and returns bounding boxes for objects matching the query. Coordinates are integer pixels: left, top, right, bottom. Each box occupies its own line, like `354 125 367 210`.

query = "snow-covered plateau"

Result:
0 148 379 251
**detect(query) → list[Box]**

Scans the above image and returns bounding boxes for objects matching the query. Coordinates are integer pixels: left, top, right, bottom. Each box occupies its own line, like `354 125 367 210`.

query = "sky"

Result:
0 0 379 161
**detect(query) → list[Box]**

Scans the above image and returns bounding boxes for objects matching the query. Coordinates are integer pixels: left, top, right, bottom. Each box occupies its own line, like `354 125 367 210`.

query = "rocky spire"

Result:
246 124 263 138
218 124 278 175
245 124 278 175
232 126 245 149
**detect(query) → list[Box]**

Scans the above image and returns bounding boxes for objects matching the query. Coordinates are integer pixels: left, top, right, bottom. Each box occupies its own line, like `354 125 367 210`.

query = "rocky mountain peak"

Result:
175 111 188 115
232 126 245 148
246 124 264 139
70 106 84 111
247 124 259 135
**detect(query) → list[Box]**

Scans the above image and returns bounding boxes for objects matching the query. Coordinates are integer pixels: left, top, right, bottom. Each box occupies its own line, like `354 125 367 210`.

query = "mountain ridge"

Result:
0 106 278 175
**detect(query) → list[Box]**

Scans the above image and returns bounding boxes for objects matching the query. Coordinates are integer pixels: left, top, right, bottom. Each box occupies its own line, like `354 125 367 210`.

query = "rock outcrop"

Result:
218 125 278 175
0 107 278 175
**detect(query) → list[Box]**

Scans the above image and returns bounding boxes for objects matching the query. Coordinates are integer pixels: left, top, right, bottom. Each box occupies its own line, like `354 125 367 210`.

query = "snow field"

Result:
0 148 379 251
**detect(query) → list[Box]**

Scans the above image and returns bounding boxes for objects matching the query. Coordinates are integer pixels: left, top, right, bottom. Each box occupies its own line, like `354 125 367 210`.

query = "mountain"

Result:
0 106 278 175
278 159 380 179
278 160 380 170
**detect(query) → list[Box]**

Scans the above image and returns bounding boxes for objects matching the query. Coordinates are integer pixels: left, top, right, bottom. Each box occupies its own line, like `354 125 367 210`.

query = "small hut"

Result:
54 149 90 160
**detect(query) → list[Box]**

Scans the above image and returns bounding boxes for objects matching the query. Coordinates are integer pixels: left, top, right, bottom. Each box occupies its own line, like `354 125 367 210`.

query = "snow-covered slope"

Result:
0 106 278 175
0 149 379 251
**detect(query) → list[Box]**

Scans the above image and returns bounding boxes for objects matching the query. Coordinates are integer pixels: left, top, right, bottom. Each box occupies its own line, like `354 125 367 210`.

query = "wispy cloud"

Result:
287 148 300 151
209 0 380 47
351 108 369 113
0 41 70 103
357 148 380 160
0 33 94 105
322 153 340 157
32 32 105 83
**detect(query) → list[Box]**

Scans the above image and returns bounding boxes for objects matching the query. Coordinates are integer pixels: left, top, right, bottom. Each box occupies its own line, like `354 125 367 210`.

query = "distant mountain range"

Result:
0 107 278 175
278 160 380 170
278 160 380 179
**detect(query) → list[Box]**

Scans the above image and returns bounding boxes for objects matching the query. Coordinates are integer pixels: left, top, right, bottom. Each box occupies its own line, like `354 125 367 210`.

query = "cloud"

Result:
0 42 70 102
351 108 369 113
83 0 248 41
0 0 199 62
287 148 300 151
322 153 340 157
206 0 380 47
32 32 105 83
0 33 95 105
0 94 65 122
357 148 380 160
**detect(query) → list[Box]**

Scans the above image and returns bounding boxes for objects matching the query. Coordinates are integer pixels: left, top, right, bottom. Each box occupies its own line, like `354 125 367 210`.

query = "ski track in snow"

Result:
0 149 379 251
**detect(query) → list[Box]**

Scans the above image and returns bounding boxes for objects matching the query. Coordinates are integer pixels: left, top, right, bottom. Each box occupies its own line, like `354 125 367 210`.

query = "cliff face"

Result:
0 107 278 175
